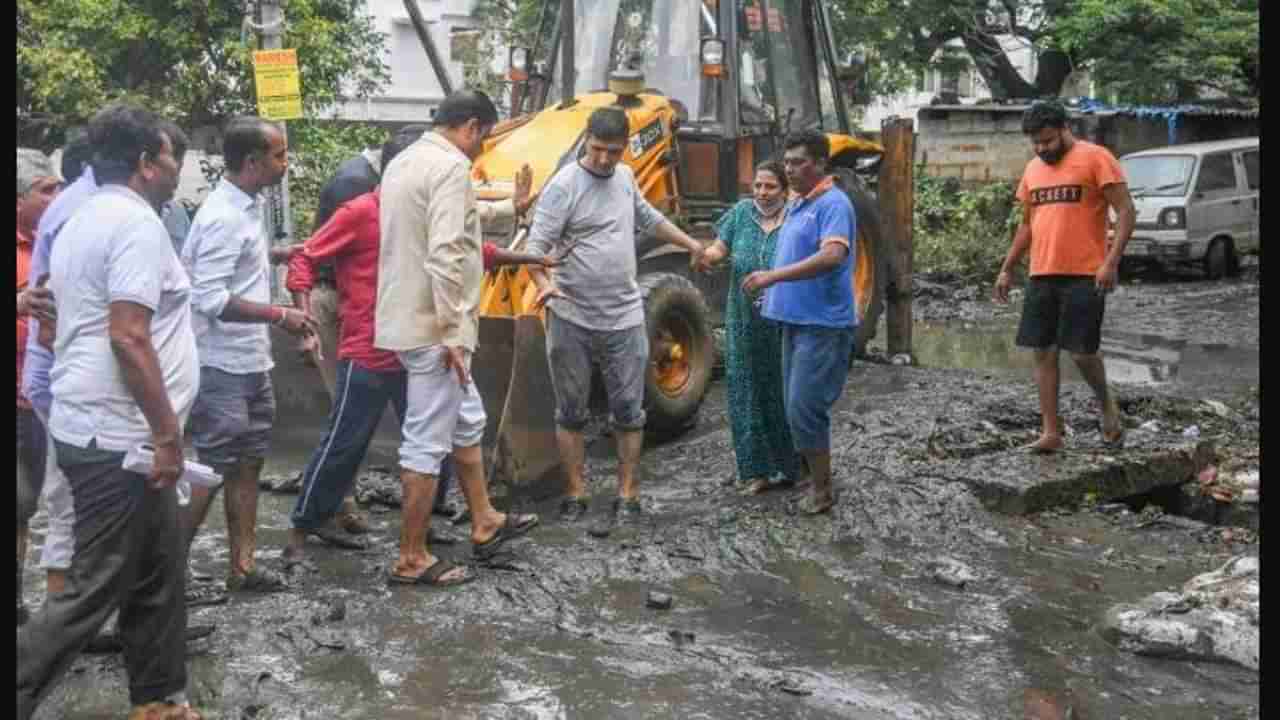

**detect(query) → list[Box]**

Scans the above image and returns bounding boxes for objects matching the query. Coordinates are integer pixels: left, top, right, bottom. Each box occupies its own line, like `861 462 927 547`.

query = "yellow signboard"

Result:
253 49 303 120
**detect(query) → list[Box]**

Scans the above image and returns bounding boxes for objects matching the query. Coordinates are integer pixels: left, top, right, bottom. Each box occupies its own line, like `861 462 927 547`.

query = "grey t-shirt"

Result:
526 162 666 331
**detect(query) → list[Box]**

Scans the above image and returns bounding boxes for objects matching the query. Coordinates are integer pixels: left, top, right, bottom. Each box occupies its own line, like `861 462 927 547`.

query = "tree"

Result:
462 0 549 110
1053 0 1259 104
16 0 390 149
827 0 1259 104
827 0 1079 101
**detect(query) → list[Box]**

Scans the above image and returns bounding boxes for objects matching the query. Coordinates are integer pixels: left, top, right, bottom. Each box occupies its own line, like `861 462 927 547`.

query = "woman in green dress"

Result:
698 161 800 494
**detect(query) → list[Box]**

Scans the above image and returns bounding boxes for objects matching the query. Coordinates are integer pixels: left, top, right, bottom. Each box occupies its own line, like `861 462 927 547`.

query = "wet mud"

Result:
23 272 1259 719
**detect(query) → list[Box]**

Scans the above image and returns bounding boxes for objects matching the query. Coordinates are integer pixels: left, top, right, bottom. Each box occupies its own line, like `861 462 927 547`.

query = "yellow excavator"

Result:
411 0 889 498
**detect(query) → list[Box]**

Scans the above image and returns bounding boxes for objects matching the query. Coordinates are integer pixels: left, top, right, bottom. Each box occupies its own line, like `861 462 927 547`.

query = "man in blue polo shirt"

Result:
741 130 856 515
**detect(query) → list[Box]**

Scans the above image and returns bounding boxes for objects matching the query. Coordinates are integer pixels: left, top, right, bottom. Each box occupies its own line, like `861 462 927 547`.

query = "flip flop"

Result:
473 512 541 560
803 496 835 516
388 558 475 587
306 524 369 550
226 567 289 593
127 701 204 720
740 478 772 496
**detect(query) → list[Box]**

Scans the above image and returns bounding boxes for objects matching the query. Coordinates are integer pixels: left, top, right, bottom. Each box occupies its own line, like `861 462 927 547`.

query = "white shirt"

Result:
47 185 199 452
181 179 274 374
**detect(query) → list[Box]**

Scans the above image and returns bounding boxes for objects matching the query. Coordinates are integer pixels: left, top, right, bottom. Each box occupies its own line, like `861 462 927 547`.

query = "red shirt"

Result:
287 191 402 372
286 190 503 373
16 230 33 409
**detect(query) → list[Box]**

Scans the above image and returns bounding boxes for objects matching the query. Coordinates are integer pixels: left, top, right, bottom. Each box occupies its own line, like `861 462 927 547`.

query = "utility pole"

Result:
255 0 293 301
879 117 915 358
560 0 574 105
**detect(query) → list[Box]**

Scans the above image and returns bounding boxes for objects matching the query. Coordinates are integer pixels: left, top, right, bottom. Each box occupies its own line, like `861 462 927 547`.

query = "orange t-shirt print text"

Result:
1016 141 1126 277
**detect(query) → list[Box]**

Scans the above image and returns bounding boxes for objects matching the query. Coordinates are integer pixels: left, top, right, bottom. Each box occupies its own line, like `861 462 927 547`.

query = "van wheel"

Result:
1204 238 1233 280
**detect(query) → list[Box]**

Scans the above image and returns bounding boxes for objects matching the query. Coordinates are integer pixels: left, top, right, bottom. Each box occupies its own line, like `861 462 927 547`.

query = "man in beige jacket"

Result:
376 91 540 586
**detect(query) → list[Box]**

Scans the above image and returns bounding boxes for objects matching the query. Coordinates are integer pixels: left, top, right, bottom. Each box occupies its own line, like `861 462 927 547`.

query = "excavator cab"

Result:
429 0 889 498
504 0 883 217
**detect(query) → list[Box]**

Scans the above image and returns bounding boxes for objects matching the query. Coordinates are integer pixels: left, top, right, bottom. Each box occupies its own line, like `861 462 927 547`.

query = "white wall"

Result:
328 0 479 123
858 36 1091 132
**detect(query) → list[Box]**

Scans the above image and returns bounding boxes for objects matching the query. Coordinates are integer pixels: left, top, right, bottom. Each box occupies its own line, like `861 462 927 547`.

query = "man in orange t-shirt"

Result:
993 101 1136 453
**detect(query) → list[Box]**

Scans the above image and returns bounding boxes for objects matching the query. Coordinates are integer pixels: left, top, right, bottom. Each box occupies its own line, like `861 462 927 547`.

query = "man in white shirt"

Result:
376 91 540 586
180 117 317 593
18 103 202 720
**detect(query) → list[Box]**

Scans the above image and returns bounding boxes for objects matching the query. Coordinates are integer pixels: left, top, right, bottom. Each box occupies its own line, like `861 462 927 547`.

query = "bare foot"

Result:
1024 434 1065 453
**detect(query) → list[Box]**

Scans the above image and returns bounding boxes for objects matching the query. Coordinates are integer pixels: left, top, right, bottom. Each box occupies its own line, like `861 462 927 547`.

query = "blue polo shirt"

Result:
761 185 858 328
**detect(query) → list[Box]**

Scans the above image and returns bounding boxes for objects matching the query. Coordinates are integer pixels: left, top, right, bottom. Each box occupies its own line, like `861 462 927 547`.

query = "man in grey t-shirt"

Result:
527 106 704 537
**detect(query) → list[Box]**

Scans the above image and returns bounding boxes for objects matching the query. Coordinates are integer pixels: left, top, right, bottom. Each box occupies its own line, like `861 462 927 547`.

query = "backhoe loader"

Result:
415 0 890 499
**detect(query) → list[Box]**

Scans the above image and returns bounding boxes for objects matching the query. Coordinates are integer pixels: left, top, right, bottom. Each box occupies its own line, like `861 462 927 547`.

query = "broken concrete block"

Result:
926 556 979 589
1099 554 1259 670
646 591 673 610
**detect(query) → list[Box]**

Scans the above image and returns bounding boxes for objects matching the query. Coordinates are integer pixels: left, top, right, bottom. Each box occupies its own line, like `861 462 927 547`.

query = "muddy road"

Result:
24 269 1259 719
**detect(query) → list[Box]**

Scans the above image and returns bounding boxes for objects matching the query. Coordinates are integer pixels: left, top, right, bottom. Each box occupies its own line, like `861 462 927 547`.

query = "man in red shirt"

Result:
282 130 553 565
994 101 1136 452
16 148 61 623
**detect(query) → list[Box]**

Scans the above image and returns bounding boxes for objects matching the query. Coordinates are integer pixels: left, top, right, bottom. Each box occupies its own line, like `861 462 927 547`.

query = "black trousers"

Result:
17 440 187 718
16 407 48 526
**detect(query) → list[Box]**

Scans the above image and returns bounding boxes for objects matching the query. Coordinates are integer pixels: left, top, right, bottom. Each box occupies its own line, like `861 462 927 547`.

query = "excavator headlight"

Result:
700 38 725 77
508 46 530 82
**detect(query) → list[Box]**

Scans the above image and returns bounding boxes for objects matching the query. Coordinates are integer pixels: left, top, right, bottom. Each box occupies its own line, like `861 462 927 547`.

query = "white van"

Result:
1118 137 1259 278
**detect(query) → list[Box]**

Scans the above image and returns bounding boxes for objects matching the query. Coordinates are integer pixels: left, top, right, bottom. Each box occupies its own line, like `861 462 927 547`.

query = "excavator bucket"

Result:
485 314 565 499
473 255 566 500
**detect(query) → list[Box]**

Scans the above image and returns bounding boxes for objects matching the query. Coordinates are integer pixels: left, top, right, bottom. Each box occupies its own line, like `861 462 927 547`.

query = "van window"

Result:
1242 150 1259 190
1122 154 1194 197
1195 153 1237 193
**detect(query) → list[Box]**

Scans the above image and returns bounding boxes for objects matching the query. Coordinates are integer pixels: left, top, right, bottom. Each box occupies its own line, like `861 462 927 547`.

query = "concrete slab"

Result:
932 440 1216 515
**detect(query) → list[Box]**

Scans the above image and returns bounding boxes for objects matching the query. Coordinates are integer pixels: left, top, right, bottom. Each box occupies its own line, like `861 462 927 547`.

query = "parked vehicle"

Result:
1118 137 1259 279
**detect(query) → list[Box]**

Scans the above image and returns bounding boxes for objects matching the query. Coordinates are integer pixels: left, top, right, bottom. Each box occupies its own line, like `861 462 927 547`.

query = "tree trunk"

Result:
961 33 1035 99
962 33 1075 100
1031 49 1074 97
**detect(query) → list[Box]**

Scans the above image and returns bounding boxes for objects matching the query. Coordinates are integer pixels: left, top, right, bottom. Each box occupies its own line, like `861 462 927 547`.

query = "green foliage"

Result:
1052 0 1259 103
461 0 548 108
913 174 1021 282
17 0 390 148
285 120 387 235
826 0 1258 104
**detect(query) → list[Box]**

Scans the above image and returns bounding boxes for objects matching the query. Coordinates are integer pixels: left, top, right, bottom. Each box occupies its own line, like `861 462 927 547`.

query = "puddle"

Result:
911 321 1259 394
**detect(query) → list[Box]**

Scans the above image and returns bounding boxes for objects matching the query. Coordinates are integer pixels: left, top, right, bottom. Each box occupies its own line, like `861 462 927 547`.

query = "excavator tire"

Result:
832 167 891 354
639 271 714 434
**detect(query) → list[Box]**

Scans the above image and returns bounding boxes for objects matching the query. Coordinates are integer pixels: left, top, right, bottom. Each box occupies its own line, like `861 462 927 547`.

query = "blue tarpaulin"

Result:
1067 97 1259 146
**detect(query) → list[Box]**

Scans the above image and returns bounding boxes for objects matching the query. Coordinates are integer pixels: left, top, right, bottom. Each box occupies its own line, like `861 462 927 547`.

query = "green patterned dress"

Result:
716 200 800 484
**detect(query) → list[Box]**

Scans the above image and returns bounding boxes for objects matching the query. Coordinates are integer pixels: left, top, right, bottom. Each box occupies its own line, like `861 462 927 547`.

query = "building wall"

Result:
916 107 1260 183
858 38 1093 134
329 0 480 123
915 108 1035 182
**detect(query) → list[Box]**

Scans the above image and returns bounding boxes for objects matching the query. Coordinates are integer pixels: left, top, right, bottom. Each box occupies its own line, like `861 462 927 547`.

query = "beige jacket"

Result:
376 132 514 352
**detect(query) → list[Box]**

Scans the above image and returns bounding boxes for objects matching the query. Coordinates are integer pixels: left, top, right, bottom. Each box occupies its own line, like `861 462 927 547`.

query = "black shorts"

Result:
1015 275 1106 354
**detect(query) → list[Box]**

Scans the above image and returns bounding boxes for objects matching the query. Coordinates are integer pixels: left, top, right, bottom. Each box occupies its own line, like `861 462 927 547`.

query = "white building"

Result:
859 36 1092 132
329 0 483 124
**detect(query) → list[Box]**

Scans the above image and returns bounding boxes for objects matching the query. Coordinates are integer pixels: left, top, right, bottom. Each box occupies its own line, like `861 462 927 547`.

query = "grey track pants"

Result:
17 440 187 719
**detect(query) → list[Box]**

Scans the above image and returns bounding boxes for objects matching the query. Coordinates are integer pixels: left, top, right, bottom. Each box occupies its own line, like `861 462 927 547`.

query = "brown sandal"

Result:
127 702 204 720
388 558 475 587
